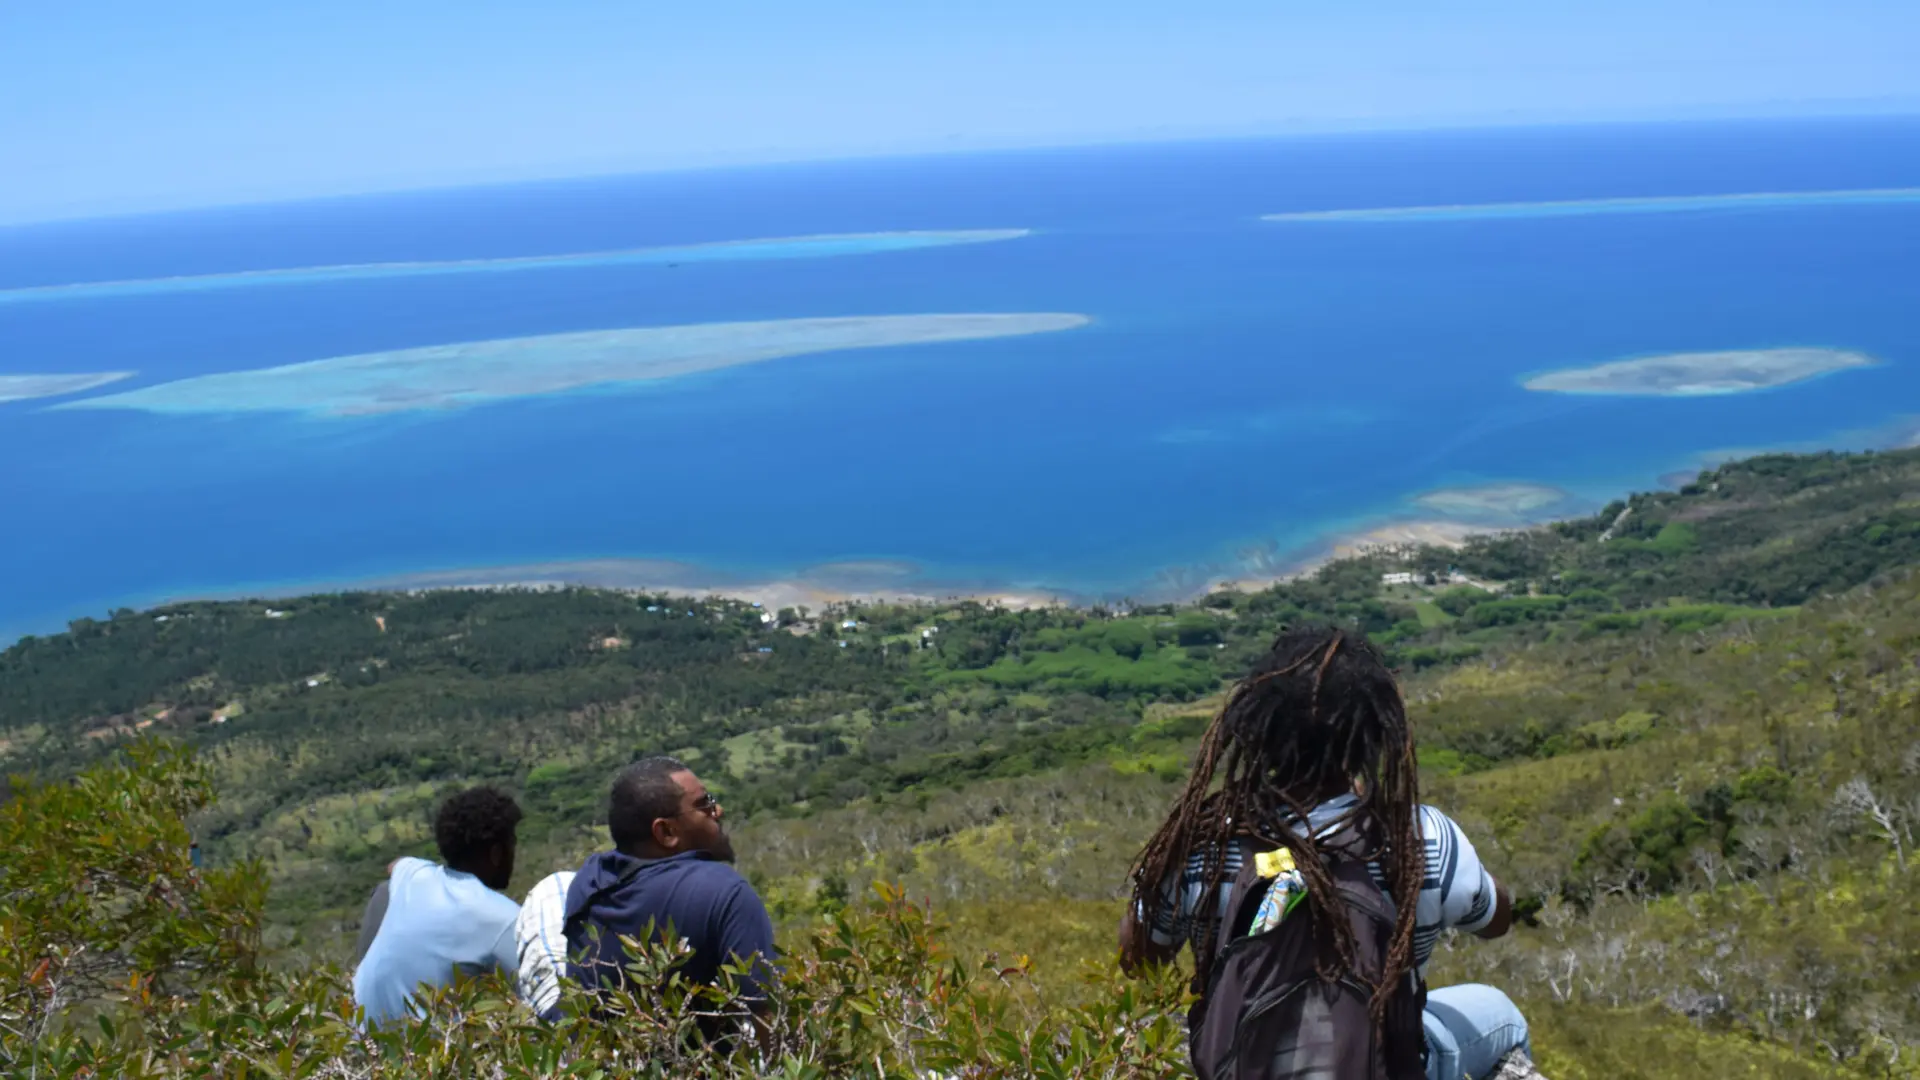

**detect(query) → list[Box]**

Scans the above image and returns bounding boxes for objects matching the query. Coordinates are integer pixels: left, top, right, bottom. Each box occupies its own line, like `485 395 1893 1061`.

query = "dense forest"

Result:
8 445 1920 1075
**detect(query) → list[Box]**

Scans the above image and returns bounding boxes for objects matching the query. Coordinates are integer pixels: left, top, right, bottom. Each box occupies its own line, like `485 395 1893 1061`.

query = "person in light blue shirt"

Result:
352 786 524 1027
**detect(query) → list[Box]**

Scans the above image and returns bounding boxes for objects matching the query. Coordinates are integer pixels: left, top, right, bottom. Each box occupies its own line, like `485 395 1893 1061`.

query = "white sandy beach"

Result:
170 507 1508 619
1204 518 1490 596
351 558 1071 613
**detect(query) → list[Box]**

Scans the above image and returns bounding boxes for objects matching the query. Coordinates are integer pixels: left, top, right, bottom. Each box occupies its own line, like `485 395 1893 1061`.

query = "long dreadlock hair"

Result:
1126 624 1425 1037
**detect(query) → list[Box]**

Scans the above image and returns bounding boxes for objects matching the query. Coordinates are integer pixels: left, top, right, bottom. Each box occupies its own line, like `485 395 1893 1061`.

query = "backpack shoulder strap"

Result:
1212 838 1275 959
1210 818 1394 954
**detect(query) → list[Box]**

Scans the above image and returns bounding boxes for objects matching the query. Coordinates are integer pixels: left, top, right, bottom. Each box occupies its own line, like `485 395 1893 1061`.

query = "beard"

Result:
710 828 736 863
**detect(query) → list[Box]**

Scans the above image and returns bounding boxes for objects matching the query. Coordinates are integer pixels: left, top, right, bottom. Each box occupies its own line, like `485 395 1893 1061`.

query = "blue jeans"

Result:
1423 984 1530 1080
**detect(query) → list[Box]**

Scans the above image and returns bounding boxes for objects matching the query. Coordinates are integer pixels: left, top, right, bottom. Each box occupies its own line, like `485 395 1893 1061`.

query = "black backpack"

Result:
1189 829 1427 1080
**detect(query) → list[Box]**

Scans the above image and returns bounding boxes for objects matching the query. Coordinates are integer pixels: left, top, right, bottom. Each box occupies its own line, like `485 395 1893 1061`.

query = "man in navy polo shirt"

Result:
564 756 776 1026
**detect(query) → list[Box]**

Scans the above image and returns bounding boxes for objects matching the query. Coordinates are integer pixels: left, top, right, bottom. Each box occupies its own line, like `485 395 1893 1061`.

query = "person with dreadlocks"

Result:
1119 625 1533 1080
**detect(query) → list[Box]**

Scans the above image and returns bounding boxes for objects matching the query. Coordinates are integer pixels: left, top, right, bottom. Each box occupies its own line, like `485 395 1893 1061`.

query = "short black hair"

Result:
608 756 690 852
433 785 523 867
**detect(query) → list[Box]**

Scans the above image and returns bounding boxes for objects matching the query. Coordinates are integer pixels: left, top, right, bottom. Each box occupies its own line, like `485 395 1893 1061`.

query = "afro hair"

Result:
433 785 523 867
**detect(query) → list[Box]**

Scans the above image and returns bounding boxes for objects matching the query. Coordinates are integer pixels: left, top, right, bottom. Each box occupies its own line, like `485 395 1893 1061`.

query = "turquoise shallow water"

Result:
2 118 1919 638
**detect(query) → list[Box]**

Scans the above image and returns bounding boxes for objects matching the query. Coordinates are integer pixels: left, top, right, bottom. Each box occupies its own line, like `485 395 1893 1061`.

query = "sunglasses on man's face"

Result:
682 792 721 818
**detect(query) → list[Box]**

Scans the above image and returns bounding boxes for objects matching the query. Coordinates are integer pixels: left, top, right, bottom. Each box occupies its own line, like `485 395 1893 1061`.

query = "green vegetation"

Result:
3 746 1194 1077
12 444 1920 1074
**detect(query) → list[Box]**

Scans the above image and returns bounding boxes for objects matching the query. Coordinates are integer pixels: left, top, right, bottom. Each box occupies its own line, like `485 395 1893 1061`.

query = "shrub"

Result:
1 740 266 1051
3 740 1195 1078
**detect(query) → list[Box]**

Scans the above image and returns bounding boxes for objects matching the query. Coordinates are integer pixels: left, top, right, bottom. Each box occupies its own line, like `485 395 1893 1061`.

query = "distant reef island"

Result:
53 313 1090 417
1522 347 1878 397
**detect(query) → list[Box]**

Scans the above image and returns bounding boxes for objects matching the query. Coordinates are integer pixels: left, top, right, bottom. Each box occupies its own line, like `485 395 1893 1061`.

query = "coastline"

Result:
61 424 1910 633
1203 518 1489 595
0 510 1521 646
140 557 1078 618
361 516 1498 612
117 514 1501 625
4 472 1605 646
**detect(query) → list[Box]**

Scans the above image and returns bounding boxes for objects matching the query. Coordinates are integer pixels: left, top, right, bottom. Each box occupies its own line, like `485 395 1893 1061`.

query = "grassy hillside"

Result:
8 445 1920 1075
732 569 1920 1069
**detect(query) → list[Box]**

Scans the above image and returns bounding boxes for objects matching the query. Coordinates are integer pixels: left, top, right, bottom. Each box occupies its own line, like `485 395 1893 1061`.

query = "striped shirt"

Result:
1146 794 1496 973
515 870 576 1018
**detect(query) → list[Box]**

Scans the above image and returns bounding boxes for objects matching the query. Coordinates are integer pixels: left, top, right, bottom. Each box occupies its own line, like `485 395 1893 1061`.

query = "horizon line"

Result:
5 107 1918 230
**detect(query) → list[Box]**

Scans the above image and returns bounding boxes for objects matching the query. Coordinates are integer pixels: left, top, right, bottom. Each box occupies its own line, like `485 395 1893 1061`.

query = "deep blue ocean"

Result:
4 118 1919 639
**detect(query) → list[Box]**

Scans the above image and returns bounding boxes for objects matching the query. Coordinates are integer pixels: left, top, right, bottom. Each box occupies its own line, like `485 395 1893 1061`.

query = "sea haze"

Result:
3 117 1919 637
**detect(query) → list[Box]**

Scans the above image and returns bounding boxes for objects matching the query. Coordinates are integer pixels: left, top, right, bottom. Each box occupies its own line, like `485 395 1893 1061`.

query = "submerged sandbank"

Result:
1523 347 1878 396
0 372 134 403
1412 482 1575 520
1261 187 1920 224
54 313 1091 417
0 229 1032 306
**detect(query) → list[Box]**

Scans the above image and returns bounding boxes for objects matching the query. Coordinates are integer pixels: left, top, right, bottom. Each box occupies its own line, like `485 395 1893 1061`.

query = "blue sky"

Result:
4 1 1918 224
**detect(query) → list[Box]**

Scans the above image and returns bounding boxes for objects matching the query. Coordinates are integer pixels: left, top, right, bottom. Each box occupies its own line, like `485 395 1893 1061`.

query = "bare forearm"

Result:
1475 878 1514 940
